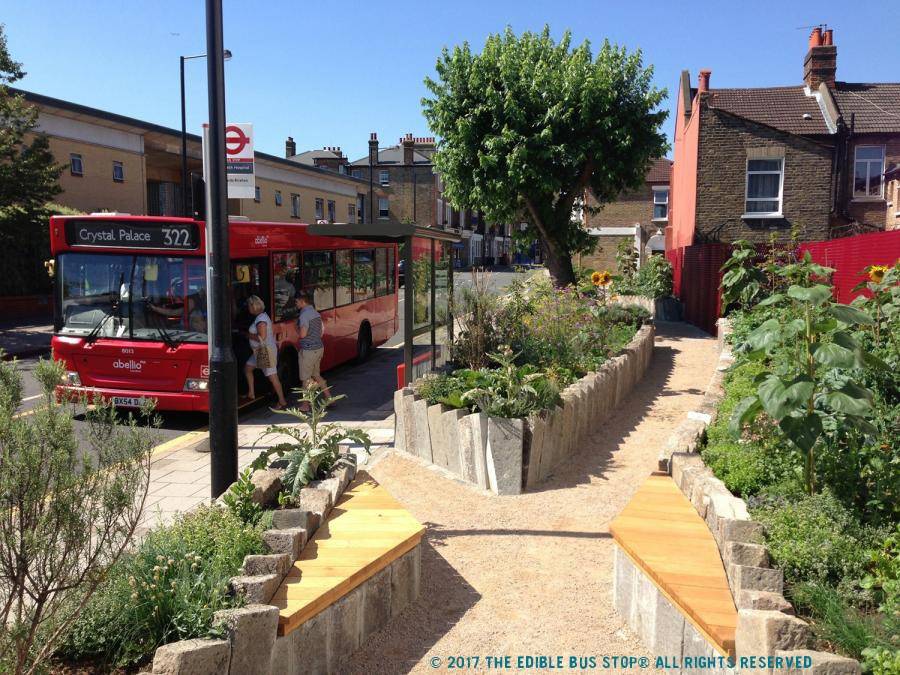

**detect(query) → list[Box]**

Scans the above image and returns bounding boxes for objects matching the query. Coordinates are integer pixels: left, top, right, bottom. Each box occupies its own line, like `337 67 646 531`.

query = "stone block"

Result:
775 650 861 674
630 570 658 647
291 603 328 675
654 590 686 658
559 393 577 461
326 584 363 671
309 477 341 505
440 408 465 477
262 528 306 562
411 397 433 463
485 416 523 495
152 638 231 675
331 464 353 493
297 487 332 522
213 604 279 675
393 388 409 453
242 553 291 577
270 635 294 675
427 403 449 469
594 369 613 424
540 405 564 481
400 391 419 458
458 412 486 486
524 411 548 489
250 469 283 508
682 619 719 668
390 545 421 617
725 541 769 569
720 518 765 545
229 573 281 604
690 483 711 520
613 545 634 619
362 566 392 640
730 564 784 596
736 609 811 656
271 508 312 533
669 451 703 486
738 590 795 614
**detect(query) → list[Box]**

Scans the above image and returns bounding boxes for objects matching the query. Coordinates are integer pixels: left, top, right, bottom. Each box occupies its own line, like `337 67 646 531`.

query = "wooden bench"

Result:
609 474 737 656
271 471 425 637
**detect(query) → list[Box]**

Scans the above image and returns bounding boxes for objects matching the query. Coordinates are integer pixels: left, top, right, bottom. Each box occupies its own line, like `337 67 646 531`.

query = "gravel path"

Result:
346 322 719 674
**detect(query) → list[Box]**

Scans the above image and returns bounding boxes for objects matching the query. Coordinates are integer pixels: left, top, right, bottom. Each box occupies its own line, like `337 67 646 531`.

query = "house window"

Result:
652 187 669 220
378 197 389 219
327 200 335 222
290 193 301 218
112 160 124 182
274 190 282 206
70 153 83 176
444 202 451 226
379 170 389 186
315 198 324 221
348 203 356 221
854 146 885 198
352 169 362 179
254 186 261 202
745 158 784 215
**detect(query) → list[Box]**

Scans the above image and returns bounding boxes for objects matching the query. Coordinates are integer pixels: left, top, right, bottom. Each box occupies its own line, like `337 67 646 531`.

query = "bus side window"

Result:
272 252 300 321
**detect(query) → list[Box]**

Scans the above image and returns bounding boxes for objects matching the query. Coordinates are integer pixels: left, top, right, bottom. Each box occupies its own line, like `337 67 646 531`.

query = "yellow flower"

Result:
590 271 602 286
868 265 888 283
595 271 612 287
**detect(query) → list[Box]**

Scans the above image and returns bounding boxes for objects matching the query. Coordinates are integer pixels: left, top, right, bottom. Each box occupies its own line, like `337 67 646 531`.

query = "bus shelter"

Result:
307 222 461 387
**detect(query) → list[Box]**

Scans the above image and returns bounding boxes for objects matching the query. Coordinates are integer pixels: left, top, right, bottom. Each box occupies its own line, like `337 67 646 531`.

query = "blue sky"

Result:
4 1 898 161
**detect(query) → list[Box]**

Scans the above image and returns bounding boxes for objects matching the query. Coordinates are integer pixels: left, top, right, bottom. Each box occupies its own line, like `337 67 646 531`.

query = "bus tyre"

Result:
356 325 372 363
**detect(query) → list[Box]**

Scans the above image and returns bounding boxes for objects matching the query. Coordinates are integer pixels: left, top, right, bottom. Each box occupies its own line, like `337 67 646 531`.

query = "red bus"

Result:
49 214 398 412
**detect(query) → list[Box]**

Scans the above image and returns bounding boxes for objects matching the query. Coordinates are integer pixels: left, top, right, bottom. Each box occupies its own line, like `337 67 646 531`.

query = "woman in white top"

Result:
243 295 287 409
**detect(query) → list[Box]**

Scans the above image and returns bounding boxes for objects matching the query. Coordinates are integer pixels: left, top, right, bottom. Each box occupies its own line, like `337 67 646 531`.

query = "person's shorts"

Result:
246 345 278 377
299 347 324 381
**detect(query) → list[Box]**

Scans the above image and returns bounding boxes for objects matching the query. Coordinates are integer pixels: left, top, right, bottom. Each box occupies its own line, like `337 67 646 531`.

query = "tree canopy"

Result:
422 26 668 285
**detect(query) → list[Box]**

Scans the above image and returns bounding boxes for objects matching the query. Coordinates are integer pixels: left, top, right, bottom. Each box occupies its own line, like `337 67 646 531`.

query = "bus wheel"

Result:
356 324 372 363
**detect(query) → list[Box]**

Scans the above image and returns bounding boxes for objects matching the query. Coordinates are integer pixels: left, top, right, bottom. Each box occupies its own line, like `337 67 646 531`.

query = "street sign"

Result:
202 122 255 199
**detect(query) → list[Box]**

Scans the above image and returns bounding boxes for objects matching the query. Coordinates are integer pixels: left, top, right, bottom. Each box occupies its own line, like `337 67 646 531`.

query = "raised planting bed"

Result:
393 323 655 494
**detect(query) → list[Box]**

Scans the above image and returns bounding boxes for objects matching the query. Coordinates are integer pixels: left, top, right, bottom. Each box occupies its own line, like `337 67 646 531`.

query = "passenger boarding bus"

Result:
49 214 398 411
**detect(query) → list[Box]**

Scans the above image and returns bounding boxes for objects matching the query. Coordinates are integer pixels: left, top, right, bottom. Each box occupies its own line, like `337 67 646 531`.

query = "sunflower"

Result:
868 265 889 284
593 270 612 287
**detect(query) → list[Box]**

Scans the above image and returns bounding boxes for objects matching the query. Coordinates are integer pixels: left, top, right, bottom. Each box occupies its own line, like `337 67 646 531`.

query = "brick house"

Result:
669 28 900 249
580 158 672 273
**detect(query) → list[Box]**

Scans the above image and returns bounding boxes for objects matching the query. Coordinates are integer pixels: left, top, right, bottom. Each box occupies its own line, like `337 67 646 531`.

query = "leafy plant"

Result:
615 239 638 279
862 646 900 675
251 386 370 497
459 348 561 418
59 505 266 669
221 467 263 527
731 255 880 494
720 239 766 312
0 357 155 675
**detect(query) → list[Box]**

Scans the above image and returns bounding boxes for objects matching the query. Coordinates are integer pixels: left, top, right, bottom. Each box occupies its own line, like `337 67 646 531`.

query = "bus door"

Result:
231 259 270 390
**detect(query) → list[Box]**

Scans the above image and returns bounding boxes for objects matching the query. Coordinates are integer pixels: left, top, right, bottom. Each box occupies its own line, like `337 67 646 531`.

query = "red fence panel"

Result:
799 230 900 304
668 243 729 336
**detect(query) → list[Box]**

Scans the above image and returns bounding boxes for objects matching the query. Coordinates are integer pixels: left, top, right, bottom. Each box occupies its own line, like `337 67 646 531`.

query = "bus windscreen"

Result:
58 253 207 344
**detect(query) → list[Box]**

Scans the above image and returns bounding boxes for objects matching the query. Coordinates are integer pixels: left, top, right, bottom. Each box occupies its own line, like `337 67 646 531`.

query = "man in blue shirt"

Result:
295 290 331 409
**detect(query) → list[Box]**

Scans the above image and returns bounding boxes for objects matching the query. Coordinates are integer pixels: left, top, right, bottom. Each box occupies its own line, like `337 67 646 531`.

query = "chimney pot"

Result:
823 29 833 46
698 69 711 93
370 132 377 141
285 136 297 159
809 27 823 49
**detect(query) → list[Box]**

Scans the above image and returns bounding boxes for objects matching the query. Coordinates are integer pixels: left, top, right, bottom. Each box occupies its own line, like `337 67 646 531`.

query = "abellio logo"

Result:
112 358 145 372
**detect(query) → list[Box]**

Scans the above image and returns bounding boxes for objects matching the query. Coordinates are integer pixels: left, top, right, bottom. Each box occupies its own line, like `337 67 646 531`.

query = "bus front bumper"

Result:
56 385 208 413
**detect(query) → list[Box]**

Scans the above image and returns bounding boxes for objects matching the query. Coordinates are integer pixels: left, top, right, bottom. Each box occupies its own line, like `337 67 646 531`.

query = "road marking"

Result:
151 428 209 459
22 394 42 402
12 406 43 419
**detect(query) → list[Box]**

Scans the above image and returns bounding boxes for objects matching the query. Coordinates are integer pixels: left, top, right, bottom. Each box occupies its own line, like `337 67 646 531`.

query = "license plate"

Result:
112 396 144 408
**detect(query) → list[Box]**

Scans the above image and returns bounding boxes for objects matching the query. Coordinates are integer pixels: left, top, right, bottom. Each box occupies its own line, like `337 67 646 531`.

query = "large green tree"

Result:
423 27 668 286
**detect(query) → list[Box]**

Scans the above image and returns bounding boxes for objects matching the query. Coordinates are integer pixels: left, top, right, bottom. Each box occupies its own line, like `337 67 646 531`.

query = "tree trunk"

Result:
544 244 577 287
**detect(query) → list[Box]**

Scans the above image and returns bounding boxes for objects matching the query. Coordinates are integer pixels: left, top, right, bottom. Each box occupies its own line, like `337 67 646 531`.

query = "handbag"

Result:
255 344 272 370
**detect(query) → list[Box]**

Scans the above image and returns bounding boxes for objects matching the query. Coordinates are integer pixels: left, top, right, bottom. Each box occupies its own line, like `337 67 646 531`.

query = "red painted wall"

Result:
669 82 701 250
800 230 900 304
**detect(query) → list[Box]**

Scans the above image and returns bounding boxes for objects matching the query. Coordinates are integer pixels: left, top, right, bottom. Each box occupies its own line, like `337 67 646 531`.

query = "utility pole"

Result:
204 0 238 497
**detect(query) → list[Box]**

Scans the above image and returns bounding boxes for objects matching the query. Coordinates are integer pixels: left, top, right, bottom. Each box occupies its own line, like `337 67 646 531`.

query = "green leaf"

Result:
783 376 815 407
757 293 784 307
745 318 782 352
862 351 889 371
829 304 874 325
811 342 856 369
787 285 832 304
823 390 871 416
757 376 791 421
783 319 806 337
729 396 762 435
831 330 859 351
779 413 822 452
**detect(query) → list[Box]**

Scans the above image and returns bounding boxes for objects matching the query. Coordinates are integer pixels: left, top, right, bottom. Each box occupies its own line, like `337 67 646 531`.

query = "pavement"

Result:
0 320 52 360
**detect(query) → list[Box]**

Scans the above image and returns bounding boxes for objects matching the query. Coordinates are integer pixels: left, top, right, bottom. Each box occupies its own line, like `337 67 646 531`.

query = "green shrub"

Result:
60 505 267 668
752 491 874 590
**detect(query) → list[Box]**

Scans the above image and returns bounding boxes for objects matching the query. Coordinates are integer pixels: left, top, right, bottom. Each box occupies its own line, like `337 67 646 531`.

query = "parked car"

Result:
398 258 405 287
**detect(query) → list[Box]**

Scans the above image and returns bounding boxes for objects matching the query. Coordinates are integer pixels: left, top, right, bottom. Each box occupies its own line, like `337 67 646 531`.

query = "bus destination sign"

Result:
65 221 199 251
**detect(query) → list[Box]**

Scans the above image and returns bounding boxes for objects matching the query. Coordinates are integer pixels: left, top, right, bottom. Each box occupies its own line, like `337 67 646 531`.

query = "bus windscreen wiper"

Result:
154 320 179 350
85 309 116 344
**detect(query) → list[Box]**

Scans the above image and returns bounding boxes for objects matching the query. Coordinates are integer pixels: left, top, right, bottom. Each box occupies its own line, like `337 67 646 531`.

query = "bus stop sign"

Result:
203 122 255 200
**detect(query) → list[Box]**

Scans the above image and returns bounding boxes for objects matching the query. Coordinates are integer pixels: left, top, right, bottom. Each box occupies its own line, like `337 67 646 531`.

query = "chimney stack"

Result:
804 27 836 89
368 132 379 167
402 133 415 165
698 69 711 93
285 136 296 158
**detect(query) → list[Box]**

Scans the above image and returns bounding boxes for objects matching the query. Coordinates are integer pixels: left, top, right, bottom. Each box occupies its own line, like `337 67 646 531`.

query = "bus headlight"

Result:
64 371 82 386
183 378 208 392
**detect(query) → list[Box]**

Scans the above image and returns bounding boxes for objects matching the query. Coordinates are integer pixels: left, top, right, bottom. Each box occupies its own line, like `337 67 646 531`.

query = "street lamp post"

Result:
180 49 231 217
203 0 238 498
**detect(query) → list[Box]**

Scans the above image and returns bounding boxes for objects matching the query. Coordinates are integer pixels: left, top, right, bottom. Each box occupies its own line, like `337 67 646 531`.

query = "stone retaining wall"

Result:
615 295 682 321
150 458 423 675
621 318 861 674
394 324 655 495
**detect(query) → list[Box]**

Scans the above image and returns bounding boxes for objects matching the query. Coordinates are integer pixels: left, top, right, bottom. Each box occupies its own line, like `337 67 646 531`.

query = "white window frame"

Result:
351 169 362 179
70 153 83 176
274 190 282 206
290 193 301 218
378 197 389 219
379 169 390 186
744 157 785 218
112 160 124 183
315 198 324 220
327 199 336 223
652 186 669 222
853 145 885 200
348 203 356 221
254 185 261 203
